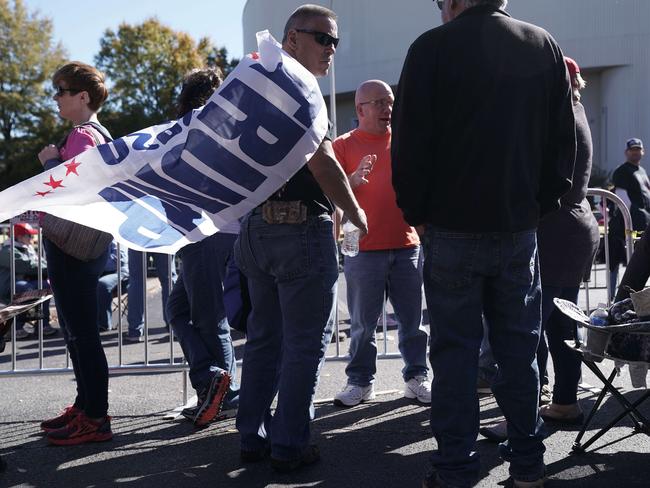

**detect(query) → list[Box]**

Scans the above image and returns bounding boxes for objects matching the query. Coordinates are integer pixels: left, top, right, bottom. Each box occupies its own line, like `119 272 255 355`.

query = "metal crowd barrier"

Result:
0 190 638 393
581 188 635 312
0 218 186 381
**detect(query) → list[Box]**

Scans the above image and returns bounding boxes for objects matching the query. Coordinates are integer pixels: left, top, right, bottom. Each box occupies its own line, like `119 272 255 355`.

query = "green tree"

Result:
201 45 239 77
95 18 238 137
0 0 67 190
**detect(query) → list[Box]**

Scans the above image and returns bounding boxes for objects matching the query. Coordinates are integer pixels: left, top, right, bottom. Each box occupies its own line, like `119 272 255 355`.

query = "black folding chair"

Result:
572 355 650 453
553 298 650 453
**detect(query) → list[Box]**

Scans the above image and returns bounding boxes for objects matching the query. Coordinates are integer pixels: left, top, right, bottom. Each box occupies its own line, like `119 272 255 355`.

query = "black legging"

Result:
44 238 110 418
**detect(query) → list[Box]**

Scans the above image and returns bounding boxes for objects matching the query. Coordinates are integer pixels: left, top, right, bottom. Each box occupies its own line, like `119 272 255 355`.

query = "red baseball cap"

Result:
14 223 38 237
564 57 580 84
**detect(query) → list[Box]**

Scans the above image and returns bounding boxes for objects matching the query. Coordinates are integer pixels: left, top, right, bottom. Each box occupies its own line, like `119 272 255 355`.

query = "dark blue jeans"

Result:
234 210 337 461
96 272 126 331
536 286 582 405
127 250 176 336
423 227 545 487
167 232 239 406
44 238 110 418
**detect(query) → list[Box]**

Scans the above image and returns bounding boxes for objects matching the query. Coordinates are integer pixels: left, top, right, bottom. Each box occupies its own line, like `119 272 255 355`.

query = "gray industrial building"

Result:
243 0 650 178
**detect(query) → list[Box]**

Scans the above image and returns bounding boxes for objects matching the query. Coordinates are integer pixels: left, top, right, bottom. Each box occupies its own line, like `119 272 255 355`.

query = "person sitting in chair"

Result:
0 223 56 339
97 241 129 332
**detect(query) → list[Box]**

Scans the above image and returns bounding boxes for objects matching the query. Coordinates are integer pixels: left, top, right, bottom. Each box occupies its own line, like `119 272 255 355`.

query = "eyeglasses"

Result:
54 86 80 97
295 29 339 48
435 0 445 10
359 97 394 109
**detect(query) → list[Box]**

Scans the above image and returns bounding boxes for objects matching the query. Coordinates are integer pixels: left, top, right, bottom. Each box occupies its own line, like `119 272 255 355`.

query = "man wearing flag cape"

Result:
234 4 367 473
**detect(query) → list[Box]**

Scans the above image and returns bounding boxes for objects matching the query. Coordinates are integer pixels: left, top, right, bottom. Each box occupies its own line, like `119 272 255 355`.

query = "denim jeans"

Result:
477 317 496 383
15 280 51 328
96 273 126 331
167 232 239 406
536 286 582 405
44 238 110 418
423 227 545 487
344 247 428 385
234 210 338 461
481 285 575 395
127 250 176 337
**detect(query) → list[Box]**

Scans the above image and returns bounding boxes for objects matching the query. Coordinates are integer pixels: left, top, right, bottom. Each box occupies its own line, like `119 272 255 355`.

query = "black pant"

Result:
44 238 110 418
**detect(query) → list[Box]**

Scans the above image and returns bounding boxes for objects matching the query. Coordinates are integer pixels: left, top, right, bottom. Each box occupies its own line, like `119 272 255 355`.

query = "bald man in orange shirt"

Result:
332 80 430 408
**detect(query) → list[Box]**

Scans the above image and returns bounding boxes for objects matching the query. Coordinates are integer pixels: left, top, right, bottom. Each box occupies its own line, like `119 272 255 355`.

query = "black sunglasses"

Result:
435 0 445 10
54 86 80 97
295 29 339 48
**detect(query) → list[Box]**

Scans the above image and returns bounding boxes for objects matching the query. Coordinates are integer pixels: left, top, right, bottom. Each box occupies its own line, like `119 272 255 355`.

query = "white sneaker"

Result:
404 376 431 404
333 383 375 407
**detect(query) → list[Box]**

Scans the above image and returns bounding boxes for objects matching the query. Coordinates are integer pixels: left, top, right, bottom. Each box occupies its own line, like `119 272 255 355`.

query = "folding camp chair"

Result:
553 298 650 453
111 279 129 319
572 356 650 452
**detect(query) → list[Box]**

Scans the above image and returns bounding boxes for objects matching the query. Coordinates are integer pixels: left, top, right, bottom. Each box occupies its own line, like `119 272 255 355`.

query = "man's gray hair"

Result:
282 4 338 43
463 0 508 9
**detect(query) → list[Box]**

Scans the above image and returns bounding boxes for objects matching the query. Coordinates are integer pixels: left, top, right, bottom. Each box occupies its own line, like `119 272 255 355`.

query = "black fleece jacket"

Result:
391 5 576 232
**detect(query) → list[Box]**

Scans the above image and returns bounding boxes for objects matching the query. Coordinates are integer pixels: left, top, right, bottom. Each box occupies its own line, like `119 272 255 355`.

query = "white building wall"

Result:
243 0 650 174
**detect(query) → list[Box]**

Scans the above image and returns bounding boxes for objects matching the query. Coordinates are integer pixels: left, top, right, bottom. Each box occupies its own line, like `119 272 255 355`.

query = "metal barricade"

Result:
1 190 635 396
0 222 187 385
582 188 635 312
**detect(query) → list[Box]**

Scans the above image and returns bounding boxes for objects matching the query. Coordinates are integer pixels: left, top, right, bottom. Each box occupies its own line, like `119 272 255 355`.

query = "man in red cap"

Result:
0 223 56 339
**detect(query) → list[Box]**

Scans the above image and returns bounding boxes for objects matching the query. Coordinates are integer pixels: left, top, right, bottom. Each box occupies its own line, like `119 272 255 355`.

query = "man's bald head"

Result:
355 80 393 106
355 80 394 135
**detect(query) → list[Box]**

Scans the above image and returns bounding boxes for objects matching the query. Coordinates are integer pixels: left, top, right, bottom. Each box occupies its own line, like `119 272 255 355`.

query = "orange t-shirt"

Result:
333 129 420 251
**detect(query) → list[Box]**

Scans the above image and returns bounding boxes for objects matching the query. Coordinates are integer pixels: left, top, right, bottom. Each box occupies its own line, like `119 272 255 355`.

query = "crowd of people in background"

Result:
2 1 650 486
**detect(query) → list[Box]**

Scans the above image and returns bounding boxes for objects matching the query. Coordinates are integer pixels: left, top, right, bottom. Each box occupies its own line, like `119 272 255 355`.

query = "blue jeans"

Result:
96 273 126 331
344 247 428 385
127 250 176 337
14 280 51 328
423 227 545 487
478 317 496 383
536 286 582 405
234 210 338 461
167 233 239 406
44 238 110 418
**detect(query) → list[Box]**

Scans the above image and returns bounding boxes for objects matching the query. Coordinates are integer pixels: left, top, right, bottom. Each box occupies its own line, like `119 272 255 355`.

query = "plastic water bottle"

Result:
589 308 609 327
341 221 360 257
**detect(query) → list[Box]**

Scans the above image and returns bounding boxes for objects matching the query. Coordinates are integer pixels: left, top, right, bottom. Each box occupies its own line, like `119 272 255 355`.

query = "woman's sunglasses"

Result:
295 29 339 48
54 86 80 97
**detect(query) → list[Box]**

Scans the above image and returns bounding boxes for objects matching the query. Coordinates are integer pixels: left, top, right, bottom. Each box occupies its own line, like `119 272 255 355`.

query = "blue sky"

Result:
22 0 248 63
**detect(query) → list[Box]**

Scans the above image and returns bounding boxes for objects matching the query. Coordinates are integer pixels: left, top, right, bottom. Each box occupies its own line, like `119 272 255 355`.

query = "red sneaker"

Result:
194 371 231 427
41 405 82 432
47 413 113 446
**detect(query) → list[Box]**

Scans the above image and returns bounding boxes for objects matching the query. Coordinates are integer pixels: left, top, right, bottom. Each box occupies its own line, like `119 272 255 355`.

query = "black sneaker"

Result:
181 404 200 422
241 446 270 463
271 445 320 473
194 371 231 427
422 469 462 488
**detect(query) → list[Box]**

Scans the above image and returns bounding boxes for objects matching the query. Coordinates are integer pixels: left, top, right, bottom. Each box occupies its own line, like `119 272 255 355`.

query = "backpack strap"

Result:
77 121 114 144
56 121 113 150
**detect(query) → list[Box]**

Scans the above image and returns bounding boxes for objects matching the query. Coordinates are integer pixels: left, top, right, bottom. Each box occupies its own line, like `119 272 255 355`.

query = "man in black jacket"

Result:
391 1 575 487
608 138 650 298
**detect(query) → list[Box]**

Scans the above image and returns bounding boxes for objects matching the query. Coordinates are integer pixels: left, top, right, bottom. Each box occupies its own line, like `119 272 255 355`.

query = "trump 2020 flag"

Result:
0 30 328 254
